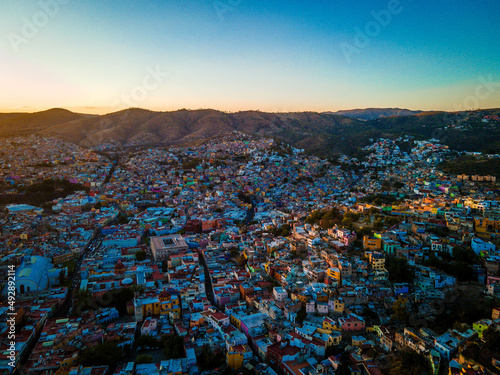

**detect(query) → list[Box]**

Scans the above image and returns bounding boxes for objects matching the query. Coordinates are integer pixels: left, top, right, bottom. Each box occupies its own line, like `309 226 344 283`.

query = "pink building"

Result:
339 314 365 332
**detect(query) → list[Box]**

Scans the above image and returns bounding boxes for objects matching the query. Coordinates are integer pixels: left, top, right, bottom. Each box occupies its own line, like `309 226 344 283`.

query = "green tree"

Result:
58 269 66 285
197 345 225 371
452 247 478 264
137 335 159 349
341 217 353 230
392 297 409 323
162 335 185 359
373 218 384 230
461 342 481 363
356 227 373 238
135 354 153 364
79 342 123 369
135 251 147 261
483 326 500 357
389 350 432 375
74 288 94 315
100 287 134 315
63 260 76 275
385 257 414 283
296 304 307 325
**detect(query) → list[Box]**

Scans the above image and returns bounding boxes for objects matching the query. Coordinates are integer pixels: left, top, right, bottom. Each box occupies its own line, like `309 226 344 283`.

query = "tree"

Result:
389 350 432 375
452 246 478 264
356 227 373 238
74 288 94 315
337 351 353 375
452 322 468 333
58 269 66 285
341 217 353 230
162 335 185 359
79 342 123 369
137 335 159 349
296 304 307 325
92 287 135 316
461 342 481 363
391 297 409 323
63 260 76 275
385 257 414 283
373 218 384 230
135 354 153 364
344 212 361 222
483 326 500 357
197 344 225 371
135 251 147 261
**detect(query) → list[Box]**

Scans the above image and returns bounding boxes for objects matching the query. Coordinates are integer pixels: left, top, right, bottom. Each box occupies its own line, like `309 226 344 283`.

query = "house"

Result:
471 237 495 254
273 287 287 302
472 319 492 338
433 331 461 360
339 314 365 332
267 342 304 373
328 299 345 315
208 311 230 329
141 317 158 336
367 252 385 271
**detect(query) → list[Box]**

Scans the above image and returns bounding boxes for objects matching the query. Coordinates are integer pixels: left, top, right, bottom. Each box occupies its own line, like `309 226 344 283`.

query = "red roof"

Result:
212 312 229 321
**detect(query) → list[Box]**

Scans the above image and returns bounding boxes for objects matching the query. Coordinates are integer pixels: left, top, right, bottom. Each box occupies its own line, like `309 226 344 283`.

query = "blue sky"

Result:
1 0 499 113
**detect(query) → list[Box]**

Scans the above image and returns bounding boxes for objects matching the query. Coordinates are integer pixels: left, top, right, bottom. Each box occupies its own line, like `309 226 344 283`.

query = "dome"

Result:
114 260 126 275
121 278 133 285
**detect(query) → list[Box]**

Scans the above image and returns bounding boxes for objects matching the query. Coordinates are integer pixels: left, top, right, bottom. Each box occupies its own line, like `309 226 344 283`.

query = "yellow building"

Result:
352 336 366 347
230 314 242 330
475 217 500 238
226 349 244 370
363 236 382 250
327 331 342 346
137 297 161 318
159 290 181 319
331 299 345 315
323 317 340 332
326 267 341 283
291 293 309 304
54 353 79 375
53 252 75 265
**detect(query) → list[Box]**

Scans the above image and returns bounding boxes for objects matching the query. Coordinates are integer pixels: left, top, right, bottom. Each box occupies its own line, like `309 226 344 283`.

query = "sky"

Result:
1 0 499 114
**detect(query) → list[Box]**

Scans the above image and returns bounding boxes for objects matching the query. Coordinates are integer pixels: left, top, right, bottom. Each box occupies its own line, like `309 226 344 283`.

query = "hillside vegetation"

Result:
1 108 499 157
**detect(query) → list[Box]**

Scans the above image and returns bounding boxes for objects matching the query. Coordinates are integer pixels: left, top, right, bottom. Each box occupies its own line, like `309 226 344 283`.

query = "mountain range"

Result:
328 108 423 121
0 107 499 157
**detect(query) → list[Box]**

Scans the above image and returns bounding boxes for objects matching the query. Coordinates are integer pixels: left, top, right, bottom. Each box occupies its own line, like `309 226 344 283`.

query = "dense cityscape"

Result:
0 124 499 375
2 1 500 374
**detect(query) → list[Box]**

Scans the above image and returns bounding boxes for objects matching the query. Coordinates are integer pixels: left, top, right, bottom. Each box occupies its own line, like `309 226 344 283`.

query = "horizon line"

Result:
3 106 494 117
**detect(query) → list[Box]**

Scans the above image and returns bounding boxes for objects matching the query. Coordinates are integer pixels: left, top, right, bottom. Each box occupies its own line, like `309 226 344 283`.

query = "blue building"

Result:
13 256 56 294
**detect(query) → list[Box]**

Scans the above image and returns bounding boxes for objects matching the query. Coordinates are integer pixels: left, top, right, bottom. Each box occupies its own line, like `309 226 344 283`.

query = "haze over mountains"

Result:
329 108 423 121
0 107 499 157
